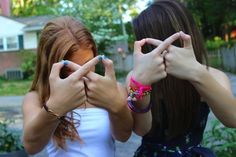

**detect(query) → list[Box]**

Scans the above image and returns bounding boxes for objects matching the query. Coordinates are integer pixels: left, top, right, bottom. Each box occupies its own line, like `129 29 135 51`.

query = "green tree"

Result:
11 0 139 52
11 0 60 16
185 0 236 41
62 0 138 52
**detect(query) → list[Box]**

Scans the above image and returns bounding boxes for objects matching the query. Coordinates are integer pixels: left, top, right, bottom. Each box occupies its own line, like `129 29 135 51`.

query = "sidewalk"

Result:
1 72 236 157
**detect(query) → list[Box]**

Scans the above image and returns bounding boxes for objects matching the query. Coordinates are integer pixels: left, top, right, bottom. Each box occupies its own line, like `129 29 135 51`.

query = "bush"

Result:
0 119 23 153
206 36 226 51
19 50 36 80
203 120 236 157
206 37 236 51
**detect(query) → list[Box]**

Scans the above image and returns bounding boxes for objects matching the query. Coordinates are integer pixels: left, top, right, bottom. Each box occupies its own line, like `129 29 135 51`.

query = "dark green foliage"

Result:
203 120 236 157
0 119 23 153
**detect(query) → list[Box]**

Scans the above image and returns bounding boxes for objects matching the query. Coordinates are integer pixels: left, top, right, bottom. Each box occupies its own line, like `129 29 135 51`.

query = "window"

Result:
0 36 20 52
6 36 18 50
0 38 3 50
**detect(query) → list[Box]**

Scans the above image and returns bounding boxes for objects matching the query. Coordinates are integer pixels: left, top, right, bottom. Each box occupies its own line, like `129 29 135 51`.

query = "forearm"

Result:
132 95 152 136
126 71 152 136
23 108 59 154
108 101 133 142
191 65 236 128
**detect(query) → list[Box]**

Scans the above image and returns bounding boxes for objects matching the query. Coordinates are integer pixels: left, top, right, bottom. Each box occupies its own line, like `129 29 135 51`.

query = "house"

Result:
0 15 53 77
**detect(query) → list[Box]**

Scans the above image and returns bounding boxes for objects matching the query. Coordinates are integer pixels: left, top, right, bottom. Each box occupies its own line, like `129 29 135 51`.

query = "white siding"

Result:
0 16 25 36
23 32 37 49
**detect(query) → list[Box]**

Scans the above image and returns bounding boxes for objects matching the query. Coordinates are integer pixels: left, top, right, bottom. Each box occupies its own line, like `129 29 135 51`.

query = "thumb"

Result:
49 60 66 80
101 56 116 80
134 39 146 55
180 31 192 48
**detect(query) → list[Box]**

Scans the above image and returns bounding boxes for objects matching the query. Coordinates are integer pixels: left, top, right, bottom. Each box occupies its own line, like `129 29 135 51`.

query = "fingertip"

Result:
60 60 70 66
180 31 190 39
145 38 150 42
135 39 146 46
98 55 103 61
64 60 69 66
141 38 146 43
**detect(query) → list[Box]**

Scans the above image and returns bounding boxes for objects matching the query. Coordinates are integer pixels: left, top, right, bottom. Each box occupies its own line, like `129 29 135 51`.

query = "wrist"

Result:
132 70 151 85
108 97 127 114
46 98 65 117
189 63 207 84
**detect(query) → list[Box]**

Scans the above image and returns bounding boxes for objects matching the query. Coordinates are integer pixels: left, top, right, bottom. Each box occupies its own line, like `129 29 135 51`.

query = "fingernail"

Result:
63 60 69 66
98 55 103 61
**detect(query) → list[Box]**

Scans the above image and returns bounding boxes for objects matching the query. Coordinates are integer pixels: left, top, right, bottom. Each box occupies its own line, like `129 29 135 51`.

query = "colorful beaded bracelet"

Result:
127 99 152 113
129 76 152 100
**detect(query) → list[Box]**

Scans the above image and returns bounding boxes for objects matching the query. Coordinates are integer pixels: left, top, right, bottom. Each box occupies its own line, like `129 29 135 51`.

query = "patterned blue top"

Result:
133 102 216 157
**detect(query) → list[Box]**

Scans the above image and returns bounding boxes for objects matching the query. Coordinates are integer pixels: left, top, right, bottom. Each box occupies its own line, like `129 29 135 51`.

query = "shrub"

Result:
19 50 36 80
206 36 226 51
0 119 23 153
203 120 236 157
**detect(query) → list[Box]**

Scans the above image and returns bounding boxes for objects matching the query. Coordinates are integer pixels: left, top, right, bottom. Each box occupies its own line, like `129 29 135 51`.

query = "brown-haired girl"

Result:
22 16 132 157
127 0 236 156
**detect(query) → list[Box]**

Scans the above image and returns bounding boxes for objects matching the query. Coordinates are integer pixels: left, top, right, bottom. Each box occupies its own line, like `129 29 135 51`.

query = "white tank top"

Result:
46 108 115 157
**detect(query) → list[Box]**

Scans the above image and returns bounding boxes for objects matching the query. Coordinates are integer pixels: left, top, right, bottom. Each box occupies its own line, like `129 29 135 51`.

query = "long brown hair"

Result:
30 16 97 148
133 0 208 139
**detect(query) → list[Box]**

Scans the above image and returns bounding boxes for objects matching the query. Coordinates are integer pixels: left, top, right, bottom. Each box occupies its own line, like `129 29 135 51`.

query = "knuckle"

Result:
160 64 165 70
157 57 163 63
80 89 86 96
89 83 96 90
165 54 171 60
107 60 114 67
162 72 167 78
134 41 139 46
79 80 84 85
49 75 54 81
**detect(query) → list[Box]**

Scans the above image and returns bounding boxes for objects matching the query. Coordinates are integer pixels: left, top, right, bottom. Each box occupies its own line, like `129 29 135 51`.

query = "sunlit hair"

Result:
30 16 97 148
133 0 208 139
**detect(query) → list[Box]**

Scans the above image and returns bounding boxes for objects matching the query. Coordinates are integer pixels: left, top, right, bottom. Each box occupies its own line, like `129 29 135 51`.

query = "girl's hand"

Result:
84 57 126 113
132 33 180 85
146 32 202 81
46 57 99 116
165 31 202 81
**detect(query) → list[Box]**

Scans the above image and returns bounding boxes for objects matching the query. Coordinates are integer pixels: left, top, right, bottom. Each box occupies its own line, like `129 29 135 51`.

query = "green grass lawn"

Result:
0 79 32 96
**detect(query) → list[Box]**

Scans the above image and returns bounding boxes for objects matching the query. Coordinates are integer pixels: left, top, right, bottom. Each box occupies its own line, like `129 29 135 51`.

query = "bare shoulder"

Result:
207 66 232 92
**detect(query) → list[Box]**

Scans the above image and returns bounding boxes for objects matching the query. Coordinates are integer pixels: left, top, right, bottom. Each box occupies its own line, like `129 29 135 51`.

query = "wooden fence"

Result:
220 45 236 72
208 45 236 72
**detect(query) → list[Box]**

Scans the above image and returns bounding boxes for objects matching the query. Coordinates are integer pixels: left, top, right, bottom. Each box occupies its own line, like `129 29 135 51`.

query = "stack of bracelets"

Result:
127 76 152 113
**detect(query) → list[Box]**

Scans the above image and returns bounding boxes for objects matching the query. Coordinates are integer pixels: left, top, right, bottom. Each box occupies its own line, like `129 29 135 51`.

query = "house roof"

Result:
12 15 55 32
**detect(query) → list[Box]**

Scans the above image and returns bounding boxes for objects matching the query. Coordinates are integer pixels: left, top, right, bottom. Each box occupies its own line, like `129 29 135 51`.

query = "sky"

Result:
123 0 150 22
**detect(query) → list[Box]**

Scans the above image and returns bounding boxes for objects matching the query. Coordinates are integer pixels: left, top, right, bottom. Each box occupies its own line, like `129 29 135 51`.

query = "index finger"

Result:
63 60 81 71
69 56 100 79
151 32 180 55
